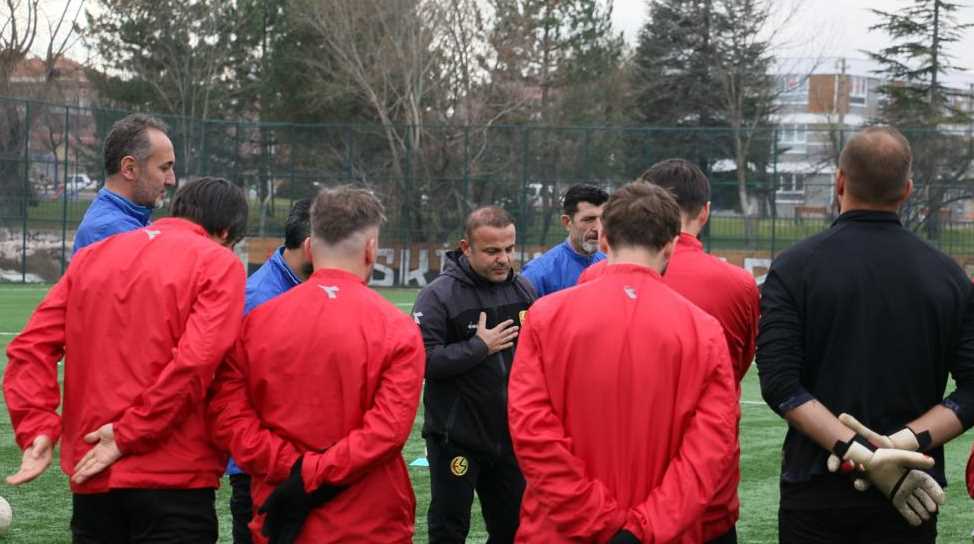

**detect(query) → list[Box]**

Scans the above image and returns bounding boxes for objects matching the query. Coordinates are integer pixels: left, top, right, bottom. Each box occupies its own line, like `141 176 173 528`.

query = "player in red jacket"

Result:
578 160 759 543
5 178 248 542
207 186 425 544
508 181 739 544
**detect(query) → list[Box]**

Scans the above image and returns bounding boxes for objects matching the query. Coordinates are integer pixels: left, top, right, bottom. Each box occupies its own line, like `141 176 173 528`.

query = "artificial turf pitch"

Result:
0 284 971 542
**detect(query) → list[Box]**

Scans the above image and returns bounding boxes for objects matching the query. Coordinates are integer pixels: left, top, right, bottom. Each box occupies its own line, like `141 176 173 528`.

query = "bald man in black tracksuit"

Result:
412 207 536 543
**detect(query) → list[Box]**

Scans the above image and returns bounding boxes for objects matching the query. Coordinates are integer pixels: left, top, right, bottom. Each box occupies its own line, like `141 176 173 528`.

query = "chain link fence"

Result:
2 95 974 284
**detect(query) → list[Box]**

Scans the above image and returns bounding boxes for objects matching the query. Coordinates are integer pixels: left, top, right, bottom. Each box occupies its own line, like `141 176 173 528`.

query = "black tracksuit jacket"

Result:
412 250 536 457
757 210 974 509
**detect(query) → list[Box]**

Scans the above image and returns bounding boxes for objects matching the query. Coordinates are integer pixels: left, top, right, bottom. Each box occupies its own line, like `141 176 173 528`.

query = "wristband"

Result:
832 433 874 458
905 426 933 452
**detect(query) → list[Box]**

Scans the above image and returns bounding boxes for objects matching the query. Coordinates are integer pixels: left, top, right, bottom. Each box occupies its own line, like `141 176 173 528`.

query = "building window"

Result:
776 173 806 202
778 124 808 153
849 76 868 106
776 75 809 104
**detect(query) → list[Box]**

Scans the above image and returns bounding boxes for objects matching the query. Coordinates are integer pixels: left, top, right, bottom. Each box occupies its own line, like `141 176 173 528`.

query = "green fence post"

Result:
21 100 30 283
234 122 241 196
61 105 71 274
344 126 353 182
403 126 412 246
519 126 530 267
584 127 592 181
269 128 276 219
288 125 295 201
463 124 470 215
200 119 208 175
771 126 779 258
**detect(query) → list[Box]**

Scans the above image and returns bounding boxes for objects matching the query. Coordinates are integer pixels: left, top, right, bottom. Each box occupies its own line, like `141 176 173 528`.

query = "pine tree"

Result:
867 0 973 240
630 0 776 228
631 0 721 127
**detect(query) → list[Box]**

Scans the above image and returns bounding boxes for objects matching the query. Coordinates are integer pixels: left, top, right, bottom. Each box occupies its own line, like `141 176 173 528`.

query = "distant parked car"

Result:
66 174 96 191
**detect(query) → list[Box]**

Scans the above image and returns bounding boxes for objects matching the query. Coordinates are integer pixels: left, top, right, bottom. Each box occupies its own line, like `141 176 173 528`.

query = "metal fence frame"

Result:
2 96 974 283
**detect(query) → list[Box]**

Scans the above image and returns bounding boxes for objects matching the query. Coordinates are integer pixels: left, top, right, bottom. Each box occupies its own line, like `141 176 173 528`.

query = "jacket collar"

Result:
98 188 153 226
309 267 367 286
832 209 902 227
269 246 301 287
150 217 208 237
676 232 703 252
598 262 663 281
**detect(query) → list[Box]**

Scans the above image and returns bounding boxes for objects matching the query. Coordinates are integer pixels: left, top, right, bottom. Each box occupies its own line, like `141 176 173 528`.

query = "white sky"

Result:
25 0 974 75
612 0 974 73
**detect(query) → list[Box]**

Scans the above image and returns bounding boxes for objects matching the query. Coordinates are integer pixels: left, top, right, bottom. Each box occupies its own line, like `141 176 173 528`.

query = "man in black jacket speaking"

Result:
412 205 536 543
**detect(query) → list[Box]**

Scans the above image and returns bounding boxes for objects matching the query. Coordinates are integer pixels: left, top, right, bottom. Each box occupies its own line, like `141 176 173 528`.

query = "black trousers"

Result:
229 474 254 544
426 439 525 544
71 488 217 544
779 505 936 544
707 526 737 544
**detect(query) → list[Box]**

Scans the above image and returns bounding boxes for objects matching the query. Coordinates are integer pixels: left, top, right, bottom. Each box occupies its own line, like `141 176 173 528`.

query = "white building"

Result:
769 57 974 217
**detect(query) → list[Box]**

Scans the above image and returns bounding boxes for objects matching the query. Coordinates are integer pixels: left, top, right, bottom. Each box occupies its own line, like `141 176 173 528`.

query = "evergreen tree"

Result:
488 0 625 243
631 0 721 127
630 0 777 240
867 0 973 239
85 0 248 179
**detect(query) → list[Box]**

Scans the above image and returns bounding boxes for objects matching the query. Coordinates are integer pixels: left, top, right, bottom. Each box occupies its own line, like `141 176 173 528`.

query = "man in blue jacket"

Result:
226 198 312 544
521 184 608 296
72 114 176 254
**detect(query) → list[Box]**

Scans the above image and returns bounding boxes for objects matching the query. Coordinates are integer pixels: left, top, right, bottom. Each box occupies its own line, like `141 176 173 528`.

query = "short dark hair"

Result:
284 198 312 250
311 186 386 244
103 113 170 176
563 184 609 217
639 159 710 216
839 126 912 205
170 177 249 245
602 181 681 252
464 206 515 241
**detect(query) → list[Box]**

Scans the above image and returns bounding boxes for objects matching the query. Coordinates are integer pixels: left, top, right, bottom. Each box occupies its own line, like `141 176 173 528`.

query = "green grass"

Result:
0 285 972 542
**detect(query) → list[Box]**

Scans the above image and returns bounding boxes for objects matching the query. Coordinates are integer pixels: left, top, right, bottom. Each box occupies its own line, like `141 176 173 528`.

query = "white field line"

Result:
0 288 50 292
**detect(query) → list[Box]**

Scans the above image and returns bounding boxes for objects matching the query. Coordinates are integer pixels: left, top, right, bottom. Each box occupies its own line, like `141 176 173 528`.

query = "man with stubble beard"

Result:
521 184 607 297
73 113 176 254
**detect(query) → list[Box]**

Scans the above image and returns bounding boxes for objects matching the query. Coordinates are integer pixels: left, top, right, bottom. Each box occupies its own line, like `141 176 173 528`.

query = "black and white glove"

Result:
830 434 944 527
827 413 932 491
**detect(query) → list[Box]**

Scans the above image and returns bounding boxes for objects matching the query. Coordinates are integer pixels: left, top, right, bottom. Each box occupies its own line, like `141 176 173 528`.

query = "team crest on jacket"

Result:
519 310 527 324
450 456 468 477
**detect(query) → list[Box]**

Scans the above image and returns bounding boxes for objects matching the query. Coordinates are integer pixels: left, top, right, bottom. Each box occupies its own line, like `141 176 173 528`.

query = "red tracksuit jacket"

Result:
579 235 759 539
206 268 424 544
509 263 738 543
966 444 974 501
4 218 244 494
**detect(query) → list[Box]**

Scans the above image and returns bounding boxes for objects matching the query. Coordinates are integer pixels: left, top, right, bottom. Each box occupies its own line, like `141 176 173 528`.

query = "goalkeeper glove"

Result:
837 413 931 451
608 529 640 544
831 435 944 527
259 456 344 544
827 414 932 491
